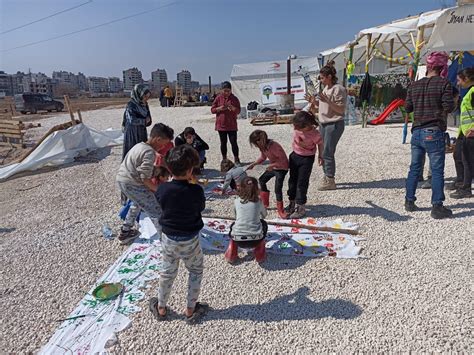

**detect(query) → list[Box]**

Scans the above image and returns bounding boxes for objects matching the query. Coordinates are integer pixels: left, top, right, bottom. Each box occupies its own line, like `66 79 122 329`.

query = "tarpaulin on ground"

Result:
41 215 362 353
0 124 123 180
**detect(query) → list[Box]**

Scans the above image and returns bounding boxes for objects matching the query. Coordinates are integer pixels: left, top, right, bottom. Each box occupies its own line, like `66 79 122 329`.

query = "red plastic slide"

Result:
369 99 405 125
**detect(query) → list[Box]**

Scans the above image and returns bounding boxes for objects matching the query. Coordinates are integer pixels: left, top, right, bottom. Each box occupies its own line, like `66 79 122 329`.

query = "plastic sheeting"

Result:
0 124 123 181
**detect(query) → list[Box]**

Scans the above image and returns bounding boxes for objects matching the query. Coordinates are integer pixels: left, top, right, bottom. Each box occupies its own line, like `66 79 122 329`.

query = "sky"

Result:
0 0 455 83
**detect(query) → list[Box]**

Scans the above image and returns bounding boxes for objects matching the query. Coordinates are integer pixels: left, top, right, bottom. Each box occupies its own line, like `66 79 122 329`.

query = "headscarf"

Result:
131 84 151 105
426 51 449 78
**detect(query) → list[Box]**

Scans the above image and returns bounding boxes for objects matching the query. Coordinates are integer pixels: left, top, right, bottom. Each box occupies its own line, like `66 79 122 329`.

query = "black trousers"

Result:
259 169 288 201
287 152 315 205
462 136 474 189
229 220 268 248
218 130 239 159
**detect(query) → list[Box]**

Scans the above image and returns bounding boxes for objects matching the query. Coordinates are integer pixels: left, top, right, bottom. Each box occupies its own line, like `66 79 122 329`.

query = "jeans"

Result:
218 130 239 159
287 152 315 205
117 182 162 235
259 169 288 201
320 120 345 178
405 127 446 205
198 150 206 164
158 234 204 309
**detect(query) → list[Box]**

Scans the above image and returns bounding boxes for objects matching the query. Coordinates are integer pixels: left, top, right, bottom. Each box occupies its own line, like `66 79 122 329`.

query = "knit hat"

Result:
426 51 449 78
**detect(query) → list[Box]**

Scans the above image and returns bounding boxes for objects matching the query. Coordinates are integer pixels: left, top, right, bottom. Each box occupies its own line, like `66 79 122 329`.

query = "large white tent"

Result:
230 57 319 108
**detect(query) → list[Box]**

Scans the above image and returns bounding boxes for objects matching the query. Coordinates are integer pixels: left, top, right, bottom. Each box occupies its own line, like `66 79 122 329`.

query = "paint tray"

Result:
92 282 123 301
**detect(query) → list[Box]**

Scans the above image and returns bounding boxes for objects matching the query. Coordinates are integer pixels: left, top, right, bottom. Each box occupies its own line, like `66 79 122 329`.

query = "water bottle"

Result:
102 225 114 240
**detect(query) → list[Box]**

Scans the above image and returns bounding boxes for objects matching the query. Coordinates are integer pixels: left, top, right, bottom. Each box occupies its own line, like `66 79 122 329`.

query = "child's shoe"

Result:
284 200 296 214
289 204 306 219
118 228 139 245
224 239 238 264
276 201 288 219
259 191 270 208
254 239 266 263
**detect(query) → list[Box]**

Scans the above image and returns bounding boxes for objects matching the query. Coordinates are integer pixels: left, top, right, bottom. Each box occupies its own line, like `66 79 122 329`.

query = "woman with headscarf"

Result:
122 84 152 160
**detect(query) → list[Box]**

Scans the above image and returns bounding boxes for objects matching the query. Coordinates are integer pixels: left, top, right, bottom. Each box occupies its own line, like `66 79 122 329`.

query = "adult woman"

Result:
121 84 152 161
305 65 347 190
450 67 474 199
211 81 241 165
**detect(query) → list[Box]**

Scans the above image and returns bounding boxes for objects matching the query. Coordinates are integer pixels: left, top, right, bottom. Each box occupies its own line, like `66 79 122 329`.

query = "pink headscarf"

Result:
426 51 449 78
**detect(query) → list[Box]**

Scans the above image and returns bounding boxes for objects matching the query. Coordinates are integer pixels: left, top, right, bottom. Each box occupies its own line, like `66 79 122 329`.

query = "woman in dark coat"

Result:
121 84 152 160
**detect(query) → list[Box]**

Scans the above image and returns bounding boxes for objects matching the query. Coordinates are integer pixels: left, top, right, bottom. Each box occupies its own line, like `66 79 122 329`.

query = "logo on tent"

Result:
268 62 281 72
262 85 273 99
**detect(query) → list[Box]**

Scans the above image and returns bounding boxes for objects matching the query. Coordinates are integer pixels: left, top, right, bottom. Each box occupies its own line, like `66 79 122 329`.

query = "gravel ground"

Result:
0 102 472 353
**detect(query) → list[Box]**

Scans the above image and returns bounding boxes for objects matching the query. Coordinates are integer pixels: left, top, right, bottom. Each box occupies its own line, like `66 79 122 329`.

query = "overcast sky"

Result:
0 0 454 83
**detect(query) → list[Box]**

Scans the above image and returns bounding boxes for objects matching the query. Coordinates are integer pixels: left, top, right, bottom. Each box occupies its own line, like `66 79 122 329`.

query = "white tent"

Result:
425 4 474 51
230 56 319 108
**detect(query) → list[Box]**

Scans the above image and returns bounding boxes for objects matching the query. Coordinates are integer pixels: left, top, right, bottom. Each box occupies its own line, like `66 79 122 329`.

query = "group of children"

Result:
116 107 325 324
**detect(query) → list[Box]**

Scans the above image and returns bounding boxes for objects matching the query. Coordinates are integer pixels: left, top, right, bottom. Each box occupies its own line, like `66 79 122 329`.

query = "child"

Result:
153 166 170 184
220 158 247 194
247 130 289 218
286 111 324 219
116 123 174 244
149 145 209 324
225 177 268 264
175 127 209 173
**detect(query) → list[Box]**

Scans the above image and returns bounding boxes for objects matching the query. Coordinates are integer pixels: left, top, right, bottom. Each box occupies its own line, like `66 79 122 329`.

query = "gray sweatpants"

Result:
158 233 204 309
320 120 345 178
117 182 162 236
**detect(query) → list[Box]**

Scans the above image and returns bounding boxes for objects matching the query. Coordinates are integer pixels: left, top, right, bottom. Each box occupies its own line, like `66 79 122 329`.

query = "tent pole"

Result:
411 25 425 80
286 57 291 95
389 39 394 68
362 33 372 128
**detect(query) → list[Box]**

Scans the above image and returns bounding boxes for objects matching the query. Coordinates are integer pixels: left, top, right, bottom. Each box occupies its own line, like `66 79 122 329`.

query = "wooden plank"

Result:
0 127 22 134
0 124 22 131
77 109 83 123
0 119 22 124
0 132 23 138
0 141 23 147
63 95 76 124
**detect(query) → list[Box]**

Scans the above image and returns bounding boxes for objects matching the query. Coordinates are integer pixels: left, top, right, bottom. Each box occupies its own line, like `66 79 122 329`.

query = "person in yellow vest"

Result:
450 68 474 199
164 85 173 107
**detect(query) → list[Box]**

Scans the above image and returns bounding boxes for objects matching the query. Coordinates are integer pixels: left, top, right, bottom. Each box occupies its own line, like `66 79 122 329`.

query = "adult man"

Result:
405 52 455 219
164 85 173 107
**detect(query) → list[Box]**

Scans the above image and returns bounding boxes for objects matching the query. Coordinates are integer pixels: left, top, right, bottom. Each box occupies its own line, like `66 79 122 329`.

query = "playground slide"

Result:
369 99 405 125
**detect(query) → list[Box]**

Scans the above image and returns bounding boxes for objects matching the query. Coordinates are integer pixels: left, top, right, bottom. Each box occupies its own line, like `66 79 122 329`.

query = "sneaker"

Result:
446 181 463 191
430 204 453 219
284 201 296 214
404 200 418 212
449 188 472 199
420 178 432 189
118 228 139 245
317 176 337 191
234 158 242 167
289 204 306 219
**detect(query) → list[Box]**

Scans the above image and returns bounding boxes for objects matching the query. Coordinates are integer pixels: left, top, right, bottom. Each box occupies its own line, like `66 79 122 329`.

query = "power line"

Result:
1 1 178 52
1 0 94 35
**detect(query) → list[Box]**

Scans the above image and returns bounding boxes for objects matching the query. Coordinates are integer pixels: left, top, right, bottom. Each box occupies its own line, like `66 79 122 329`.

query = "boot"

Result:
259 191 270 208
276 201 288 219
284 200 295 214
224 239 238 264
449 188 472 199
118 228 139 245
317 176 337 191
446 181 463 191
420 178 432 189
404 199 418 212
430 204 453 219
289 204 306 219
254 239 266 263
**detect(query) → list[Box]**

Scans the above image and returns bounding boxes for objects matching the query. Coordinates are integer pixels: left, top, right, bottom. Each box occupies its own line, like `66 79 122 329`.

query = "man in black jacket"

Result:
174 127 209 173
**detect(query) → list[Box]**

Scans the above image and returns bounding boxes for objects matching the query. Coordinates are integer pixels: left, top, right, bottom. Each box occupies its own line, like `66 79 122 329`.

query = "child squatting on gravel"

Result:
149 145 209 324
286 111 324 219
247 129 289 218
225 177 268 264
116 123 174 245
220 158 248 194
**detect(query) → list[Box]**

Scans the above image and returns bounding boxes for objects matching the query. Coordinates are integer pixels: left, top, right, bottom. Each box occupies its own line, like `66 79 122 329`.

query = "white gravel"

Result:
0 101 472 353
